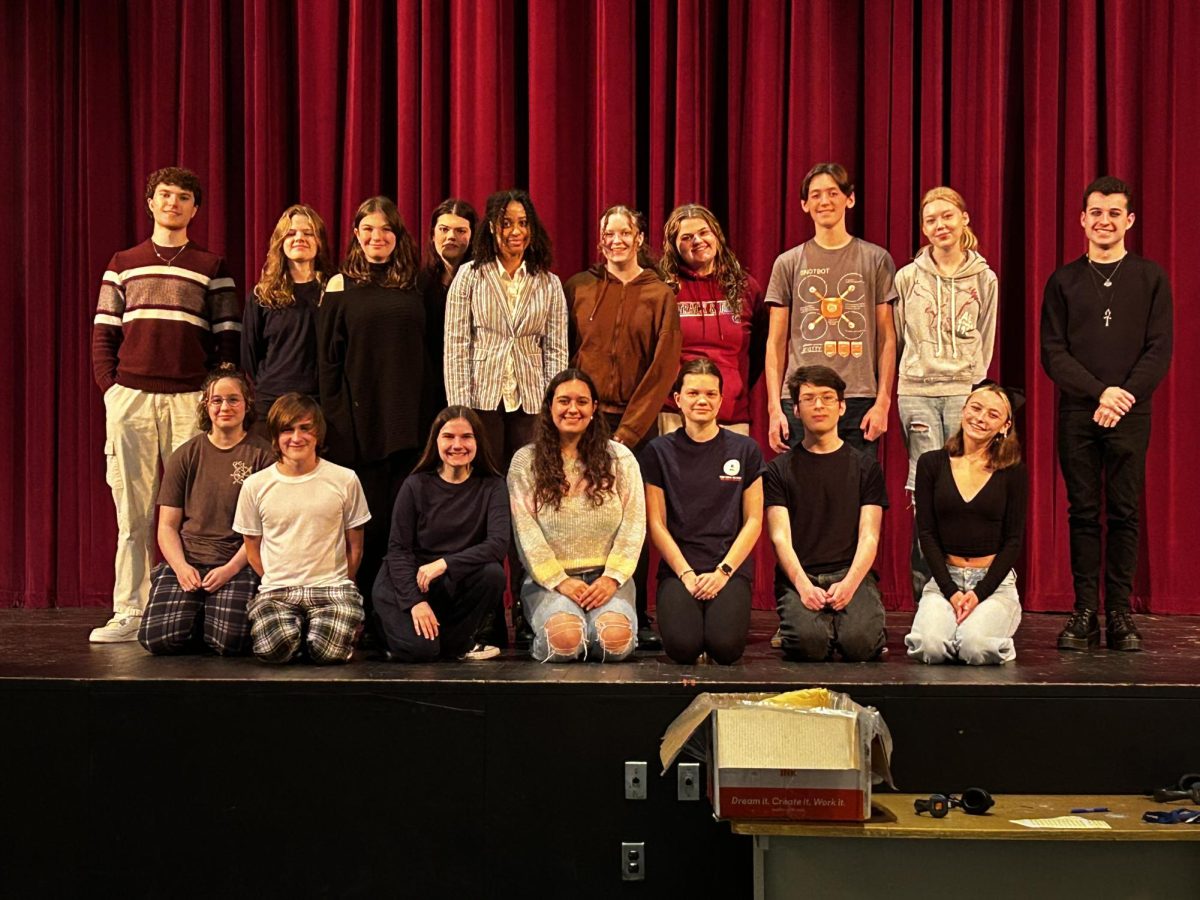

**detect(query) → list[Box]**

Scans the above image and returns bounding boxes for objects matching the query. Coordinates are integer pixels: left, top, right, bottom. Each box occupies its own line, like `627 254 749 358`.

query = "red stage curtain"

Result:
2 0 1196 613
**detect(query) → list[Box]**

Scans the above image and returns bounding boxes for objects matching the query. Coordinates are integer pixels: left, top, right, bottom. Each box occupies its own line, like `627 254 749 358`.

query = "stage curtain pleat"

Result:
3 0 1196 614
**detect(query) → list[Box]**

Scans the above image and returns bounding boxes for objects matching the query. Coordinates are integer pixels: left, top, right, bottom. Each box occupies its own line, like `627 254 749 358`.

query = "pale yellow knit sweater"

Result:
507 440 646 590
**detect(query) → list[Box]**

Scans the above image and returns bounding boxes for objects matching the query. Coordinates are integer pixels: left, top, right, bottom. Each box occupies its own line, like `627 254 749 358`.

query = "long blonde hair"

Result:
252 204 334 309
920 186 979 254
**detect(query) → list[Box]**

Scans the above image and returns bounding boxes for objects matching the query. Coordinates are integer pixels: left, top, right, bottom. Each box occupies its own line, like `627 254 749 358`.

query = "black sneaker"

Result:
1106 610 1143 652
1057 609 1100 651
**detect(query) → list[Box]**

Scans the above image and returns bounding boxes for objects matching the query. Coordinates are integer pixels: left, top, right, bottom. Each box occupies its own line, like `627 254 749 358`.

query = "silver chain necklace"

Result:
1087 253 1126 288
153 241 189 267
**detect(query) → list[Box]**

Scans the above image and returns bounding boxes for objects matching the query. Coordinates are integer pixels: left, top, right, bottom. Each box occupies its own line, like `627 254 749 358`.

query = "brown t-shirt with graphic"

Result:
157 432 275 566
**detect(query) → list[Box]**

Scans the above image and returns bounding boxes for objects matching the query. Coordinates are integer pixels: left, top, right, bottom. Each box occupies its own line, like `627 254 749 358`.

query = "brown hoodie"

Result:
565 267 681 446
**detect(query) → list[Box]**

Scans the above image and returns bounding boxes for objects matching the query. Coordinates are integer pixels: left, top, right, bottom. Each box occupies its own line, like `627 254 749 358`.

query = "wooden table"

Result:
731 794 1200 900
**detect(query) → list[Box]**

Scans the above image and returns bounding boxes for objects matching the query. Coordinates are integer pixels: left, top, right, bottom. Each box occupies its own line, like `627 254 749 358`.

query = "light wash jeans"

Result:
897 394 966 492
522 569 638 663
905 565 1021 665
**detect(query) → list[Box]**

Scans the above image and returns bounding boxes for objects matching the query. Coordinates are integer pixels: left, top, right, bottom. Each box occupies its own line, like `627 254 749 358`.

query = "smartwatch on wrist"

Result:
717 562 734 577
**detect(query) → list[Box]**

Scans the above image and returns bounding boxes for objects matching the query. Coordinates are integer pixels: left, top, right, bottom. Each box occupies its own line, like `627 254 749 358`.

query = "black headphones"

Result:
914 787 995 818
1152 773 1200 804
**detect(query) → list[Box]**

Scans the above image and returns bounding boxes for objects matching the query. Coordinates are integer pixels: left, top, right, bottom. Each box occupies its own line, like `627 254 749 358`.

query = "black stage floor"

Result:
3 608 1199 899
6 607 1200 686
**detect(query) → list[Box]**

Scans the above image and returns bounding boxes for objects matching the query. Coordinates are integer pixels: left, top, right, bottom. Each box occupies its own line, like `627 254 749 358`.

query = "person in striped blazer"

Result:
444 188 569 647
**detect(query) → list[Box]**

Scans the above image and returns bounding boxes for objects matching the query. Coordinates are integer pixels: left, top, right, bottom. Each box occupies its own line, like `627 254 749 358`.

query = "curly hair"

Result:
144 166 203 212
472 189 553 276
660 204 749 316
196 364 256 433
531 369 615 511
342 196 420 290
253 204 334 309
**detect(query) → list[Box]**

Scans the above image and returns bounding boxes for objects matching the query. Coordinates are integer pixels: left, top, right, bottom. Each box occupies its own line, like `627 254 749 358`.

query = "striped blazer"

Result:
444 259 569 414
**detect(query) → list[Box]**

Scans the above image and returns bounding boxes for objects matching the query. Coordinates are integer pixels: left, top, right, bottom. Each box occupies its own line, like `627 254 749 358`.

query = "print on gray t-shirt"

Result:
765 237 897 399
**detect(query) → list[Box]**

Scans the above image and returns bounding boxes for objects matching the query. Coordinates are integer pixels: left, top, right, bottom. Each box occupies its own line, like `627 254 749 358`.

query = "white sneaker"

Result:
459 643 501 661
89 613 142 643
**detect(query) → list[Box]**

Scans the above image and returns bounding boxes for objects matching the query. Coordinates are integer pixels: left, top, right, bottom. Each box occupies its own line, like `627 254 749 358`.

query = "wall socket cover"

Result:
677 761 701 801
624 760 647 800
621 841 645 881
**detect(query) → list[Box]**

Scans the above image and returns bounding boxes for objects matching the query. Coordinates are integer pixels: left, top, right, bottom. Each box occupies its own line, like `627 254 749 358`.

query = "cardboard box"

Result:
660 690 893 822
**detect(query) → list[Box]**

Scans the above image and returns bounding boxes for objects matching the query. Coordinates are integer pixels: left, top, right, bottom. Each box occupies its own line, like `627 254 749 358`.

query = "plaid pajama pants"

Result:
138 562 259 656
247 585 364 664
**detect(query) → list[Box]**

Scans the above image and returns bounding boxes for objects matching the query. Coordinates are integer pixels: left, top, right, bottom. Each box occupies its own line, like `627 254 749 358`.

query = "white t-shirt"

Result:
233 459 371 593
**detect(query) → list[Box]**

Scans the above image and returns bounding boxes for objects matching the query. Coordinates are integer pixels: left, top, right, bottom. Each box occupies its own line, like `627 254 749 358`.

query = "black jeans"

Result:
603 412 654 625
373 561 506 661
475 406 538 645
354 449 420 624
656 574 752 664
1057 409 1151 613
776 568 886 661
782 396 879 459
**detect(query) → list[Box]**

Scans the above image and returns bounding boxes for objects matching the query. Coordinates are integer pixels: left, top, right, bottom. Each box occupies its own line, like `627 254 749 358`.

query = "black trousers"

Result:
656 575 752 665
354 450 420 622
373 561 506 662
777 569 886 662
603 412 654 625
475 406 538 645
1057 409 1152 613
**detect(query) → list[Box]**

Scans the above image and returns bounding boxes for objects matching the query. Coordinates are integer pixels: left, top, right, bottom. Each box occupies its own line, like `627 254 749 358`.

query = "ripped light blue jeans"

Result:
897 394 967 492
521 569 638 663
905 566 1021 665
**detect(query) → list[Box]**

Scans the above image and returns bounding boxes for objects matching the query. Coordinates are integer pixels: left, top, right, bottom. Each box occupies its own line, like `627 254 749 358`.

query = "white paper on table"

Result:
1010 816 1112 829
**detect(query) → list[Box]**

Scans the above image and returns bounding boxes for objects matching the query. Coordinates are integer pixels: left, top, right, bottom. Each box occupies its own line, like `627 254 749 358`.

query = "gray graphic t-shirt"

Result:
765 237 897 399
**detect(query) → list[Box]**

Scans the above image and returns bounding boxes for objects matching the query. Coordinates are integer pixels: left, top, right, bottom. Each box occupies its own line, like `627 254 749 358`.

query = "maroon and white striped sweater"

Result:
92 239 241 394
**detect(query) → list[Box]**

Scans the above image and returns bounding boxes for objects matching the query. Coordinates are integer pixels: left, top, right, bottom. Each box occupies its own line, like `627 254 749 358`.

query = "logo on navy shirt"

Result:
720 458 742 482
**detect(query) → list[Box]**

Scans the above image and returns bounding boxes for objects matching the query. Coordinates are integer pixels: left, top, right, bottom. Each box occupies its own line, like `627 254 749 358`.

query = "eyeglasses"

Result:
208 396 244 408
796 393 840 408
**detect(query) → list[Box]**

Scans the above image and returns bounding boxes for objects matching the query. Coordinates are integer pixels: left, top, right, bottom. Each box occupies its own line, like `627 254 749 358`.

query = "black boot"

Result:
1106 609 1143 652
1057 609 1099 651
512 595 534 653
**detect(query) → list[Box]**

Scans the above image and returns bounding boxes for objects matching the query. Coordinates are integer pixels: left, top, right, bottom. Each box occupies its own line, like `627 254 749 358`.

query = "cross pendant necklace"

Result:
1103 308 1112 327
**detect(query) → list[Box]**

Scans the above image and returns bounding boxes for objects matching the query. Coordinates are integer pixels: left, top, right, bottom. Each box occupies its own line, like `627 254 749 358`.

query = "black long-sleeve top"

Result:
915 450 1026 602
318 271 426 464
241 280 321 402
1040 253 1173 414
380 469 511 611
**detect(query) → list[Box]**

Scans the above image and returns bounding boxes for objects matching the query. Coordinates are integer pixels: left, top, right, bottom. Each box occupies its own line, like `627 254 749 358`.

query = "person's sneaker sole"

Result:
460 644 501 661
89 620 141 643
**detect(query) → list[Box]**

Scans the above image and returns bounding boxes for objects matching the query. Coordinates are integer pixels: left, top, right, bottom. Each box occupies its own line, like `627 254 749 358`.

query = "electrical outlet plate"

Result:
621 842 645 881
677 761 701 800
624 761 647 800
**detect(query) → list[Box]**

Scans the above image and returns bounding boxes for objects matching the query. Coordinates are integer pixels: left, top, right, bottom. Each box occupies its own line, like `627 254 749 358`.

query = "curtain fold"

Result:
3 0 1195 613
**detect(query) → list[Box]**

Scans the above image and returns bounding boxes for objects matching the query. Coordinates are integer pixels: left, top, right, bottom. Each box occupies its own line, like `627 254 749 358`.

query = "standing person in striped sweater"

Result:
90 167 242 643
